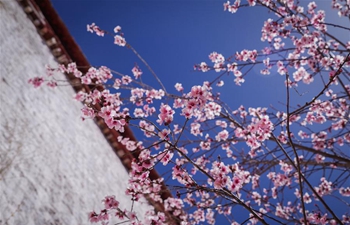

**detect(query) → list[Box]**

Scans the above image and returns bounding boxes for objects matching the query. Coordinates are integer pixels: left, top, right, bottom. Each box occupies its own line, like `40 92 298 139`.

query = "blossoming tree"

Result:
30 0 350 224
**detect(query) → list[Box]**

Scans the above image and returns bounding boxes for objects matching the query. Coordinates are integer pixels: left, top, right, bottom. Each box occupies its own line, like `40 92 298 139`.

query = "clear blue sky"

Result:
51 0 285 108
51 0 348 110
51 0 349 224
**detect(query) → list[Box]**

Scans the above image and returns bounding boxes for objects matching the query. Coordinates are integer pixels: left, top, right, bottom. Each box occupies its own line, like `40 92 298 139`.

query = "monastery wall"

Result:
0 1 150 224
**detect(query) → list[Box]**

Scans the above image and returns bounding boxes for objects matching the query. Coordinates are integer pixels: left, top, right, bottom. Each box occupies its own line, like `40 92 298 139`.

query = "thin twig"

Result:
285 72 308 224
127 44 167 93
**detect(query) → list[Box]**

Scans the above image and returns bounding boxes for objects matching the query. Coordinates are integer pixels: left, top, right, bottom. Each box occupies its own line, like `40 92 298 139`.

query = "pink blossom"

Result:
28 77 44 88
114 35 126 46
131 65 142 79
303 192 312 204
81 105 95 119
157 104 175 126
158 128 170 140
339 187 350 197
46 81 57 88
174 83 184 92
216 80 224 87
88 211 100 223
199 62 209 72
121 75 132 84
114 25 121 33
87 23 104 36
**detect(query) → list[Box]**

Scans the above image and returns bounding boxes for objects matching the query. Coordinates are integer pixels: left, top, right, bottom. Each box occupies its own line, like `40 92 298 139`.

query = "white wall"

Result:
0 1 150 224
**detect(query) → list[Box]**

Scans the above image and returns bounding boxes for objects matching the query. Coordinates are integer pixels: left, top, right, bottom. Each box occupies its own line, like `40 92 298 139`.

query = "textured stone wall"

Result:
0 1 150 224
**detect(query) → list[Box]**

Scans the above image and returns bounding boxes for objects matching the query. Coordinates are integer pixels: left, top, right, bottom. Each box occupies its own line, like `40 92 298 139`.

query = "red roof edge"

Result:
18 0 179 223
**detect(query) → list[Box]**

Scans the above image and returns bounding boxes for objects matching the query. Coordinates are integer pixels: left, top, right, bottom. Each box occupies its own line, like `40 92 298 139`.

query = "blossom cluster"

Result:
30 0 350 224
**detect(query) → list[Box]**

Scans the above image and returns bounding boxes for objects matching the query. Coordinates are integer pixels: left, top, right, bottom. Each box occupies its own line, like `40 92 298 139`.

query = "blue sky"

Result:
51 0 283 108
51 0 349 224
51 0 348 111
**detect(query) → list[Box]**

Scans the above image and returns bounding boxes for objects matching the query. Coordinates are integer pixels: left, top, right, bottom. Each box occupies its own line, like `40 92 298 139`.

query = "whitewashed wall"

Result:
0 1 150 224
